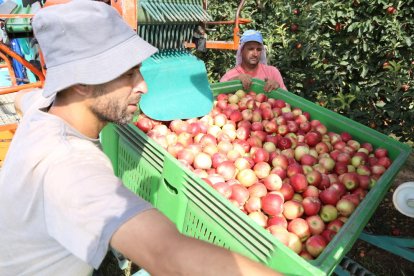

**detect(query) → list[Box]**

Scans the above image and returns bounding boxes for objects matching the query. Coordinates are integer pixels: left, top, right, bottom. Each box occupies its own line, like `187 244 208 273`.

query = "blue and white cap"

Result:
240 30 264 44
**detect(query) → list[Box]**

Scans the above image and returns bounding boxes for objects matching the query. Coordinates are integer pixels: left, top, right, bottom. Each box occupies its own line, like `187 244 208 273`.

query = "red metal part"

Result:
0 43 45 95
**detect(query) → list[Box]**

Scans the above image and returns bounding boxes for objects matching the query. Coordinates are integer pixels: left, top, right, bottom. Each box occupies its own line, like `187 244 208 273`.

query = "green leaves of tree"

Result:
202 0 413 143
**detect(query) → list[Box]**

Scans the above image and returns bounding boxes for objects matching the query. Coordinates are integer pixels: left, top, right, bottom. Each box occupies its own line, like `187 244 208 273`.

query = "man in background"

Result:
221 29 287 93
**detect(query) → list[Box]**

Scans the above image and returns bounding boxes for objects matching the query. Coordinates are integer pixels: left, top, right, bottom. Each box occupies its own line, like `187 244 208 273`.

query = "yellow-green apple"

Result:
283 200 304 220
248 211 268 228
336 198 356 217
320 204 338 222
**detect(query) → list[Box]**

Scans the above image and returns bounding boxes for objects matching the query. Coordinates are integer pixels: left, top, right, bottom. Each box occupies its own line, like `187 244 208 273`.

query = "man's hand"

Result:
263 78 280 93
111 209 282 275
237 74 253 91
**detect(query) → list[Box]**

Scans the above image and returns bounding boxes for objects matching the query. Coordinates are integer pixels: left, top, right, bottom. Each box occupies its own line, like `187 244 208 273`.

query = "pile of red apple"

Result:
134 90 392 260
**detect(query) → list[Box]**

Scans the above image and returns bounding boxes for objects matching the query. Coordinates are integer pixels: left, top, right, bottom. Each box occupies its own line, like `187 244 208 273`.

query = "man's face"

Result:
90 65 147 125
241 41 263 67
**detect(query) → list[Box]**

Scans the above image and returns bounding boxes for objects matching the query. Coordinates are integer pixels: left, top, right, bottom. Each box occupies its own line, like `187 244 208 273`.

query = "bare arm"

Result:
110 209 281 276
14 89 35 118
227 74 253 91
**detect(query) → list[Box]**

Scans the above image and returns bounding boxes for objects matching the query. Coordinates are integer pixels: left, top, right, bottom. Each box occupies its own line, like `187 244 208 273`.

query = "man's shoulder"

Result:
220 66 241 82
260 63 279 70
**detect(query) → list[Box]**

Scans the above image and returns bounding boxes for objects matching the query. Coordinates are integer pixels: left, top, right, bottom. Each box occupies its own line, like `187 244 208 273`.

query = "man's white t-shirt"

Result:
0 90 152 275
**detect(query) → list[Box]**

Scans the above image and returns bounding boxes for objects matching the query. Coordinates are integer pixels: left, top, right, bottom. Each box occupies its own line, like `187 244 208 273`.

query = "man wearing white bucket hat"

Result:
221 30 287 93
0 1 280 275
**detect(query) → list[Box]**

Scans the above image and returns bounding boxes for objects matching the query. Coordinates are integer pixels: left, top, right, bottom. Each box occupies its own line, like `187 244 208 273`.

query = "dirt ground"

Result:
100 153 414 276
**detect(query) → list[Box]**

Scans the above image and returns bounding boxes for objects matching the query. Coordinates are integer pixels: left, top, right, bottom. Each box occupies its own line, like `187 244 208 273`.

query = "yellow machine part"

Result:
0 127 15 165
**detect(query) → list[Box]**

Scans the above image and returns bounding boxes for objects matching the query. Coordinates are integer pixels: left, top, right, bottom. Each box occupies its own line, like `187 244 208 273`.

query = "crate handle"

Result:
162 178 178 195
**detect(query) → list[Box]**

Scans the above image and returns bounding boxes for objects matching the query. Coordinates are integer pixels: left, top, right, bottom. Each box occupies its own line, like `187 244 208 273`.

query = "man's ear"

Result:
72 84 92 97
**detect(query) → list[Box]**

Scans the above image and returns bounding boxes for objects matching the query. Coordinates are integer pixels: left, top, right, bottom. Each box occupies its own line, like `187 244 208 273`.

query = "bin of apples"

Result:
134 90 392 260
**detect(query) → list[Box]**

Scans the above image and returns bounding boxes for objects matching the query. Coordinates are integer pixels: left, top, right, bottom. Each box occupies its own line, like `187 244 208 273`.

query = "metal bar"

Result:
0 81 43 95
161 2 179 22
205 19 252 25
141 2 164 22
233 0 247 47
0 42 45 82
359 232 414 263
189 0 208 21
175 1 192 22
165 2 182 22
188 3 204 21
180 1 198 22
0 124 18 132
184 40 239 50
0 52 17 86
0 14 34 19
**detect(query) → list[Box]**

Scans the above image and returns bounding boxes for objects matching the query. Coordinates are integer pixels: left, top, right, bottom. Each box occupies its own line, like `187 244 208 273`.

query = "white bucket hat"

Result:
32 0 158 98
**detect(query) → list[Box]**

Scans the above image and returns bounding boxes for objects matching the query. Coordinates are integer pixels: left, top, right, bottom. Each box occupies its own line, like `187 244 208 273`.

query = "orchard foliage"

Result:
197 0 413 144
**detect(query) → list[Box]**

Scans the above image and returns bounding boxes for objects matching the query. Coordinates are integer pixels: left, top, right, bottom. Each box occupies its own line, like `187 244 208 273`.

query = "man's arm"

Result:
14 89 36 118
111 209 281 276
222 74 253 91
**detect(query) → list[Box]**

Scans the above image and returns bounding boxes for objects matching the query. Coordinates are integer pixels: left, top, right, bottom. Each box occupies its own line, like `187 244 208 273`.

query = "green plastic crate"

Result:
101 79 411 276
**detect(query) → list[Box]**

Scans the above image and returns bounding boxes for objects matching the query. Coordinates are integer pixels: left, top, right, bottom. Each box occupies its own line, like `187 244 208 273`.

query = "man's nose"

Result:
133 73 148 94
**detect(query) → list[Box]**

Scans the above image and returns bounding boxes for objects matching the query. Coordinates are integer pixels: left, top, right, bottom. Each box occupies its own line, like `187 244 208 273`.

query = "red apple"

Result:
341 172 360 190
268 225 290 246
327 218 344 233
288 218 310 242
248 183 268 198
286 163 304 178
277 137 292 149
304 131 322 147
279 182 294 201
271 154 289 170
306 215 325 235
267 215 288 229
263 173 283 191
302 196 322 216
283 200 304 220
213 182 232 198
261 193 284 216
305 235 328 257
319 187 341 205
374 148 388 158
253 161 271 179
244 196 262 213
321 229 336 242
290 173 308 193
230 184 250 206
306 170 322 187
302 185 320 198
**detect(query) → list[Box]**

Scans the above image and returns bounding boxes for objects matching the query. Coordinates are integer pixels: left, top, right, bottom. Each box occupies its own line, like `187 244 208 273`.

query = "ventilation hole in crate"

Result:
183 210 227 248
117 139 159 202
